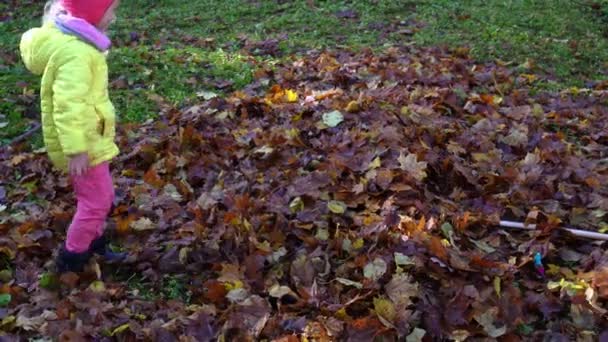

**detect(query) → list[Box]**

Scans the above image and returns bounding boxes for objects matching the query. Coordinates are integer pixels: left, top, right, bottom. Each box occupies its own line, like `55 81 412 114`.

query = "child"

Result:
19 0 125 273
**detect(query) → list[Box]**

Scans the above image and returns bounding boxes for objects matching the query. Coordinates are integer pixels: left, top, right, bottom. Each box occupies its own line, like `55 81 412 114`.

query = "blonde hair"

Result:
42 0 66 24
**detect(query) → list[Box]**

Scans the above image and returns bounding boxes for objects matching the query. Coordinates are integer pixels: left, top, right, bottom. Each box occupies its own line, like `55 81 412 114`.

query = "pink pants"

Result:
65 162 114 253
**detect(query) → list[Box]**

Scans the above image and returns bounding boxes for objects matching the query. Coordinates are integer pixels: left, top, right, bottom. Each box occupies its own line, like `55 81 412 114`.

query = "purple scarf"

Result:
54 14 111 52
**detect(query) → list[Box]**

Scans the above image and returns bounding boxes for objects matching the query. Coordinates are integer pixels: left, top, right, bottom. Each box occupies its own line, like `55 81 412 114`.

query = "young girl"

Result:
20 0 125 273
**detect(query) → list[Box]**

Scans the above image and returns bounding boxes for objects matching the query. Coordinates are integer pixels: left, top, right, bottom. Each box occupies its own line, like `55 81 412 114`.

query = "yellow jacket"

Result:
19 22 118 172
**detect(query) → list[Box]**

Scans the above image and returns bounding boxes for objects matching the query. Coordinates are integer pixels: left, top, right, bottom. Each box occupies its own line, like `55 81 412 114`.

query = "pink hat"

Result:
60 0 115 26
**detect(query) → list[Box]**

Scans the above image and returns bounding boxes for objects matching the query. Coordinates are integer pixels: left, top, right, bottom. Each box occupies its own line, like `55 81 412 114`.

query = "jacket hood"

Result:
20 24 67 75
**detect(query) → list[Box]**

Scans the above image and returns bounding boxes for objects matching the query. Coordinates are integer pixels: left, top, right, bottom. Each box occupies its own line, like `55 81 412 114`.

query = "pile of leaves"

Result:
1 45 608 340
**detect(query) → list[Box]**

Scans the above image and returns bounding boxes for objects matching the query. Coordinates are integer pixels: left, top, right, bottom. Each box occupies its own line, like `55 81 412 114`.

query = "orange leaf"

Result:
17 222 35 235
143 168 164 188
480 94 495 105
55 300 72 320
59 272 80 288
10 154 28 166
351 317 383 330
116 215 135 235
589 268 608 299
223 212 239 225
470 255 501 270
203 280 228 304
428 236 448 261
273 335 300 342
585 177 600 189
234 194 251 213
455 212 470 232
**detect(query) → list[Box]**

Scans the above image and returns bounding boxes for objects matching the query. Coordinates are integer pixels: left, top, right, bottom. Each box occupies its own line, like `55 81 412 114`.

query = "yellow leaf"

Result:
224 280 243 291
0 247 15 260
179 247 192 264
373 297 396 323
547 264 561 276
345 101 360 113
10 154 28 166
494 277 501 298
472 153 490 162
1 315 15 328
285 128 300 139
368 156 381 170
89 280 105 293
112 323 130 336
328 200 347 214
291 112 303 122
352 238 364 250
285 89 298 102
335 307 350 320
290 197 304 213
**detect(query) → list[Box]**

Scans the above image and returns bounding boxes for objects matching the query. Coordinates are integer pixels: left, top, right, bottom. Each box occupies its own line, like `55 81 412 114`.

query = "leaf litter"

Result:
0 44 608 339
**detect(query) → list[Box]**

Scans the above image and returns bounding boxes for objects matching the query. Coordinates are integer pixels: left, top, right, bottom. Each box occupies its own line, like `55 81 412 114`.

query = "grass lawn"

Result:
1 0 607 144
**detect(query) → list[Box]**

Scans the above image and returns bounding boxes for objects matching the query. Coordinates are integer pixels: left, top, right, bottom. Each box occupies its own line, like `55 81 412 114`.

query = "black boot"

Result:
90 234 127 263
56 246 92 273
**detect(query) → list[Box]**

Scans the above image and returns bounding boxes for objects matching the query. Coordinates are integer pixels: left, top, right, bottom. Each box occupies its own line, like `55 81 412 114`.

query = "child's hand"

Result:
68 153 90 176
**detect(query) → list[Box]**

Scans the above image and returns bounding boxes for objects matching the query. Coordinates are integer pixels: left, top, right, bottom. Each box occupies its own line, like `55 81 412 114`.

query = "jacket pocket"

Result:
94 105 106 136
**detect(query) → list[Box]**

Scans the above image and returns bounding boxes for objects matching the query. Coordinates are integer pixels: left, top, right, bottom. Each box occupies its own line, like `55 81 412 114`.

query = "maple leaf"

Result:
406 328 427 342
474 307 507 338
130 217 155 231
398 151 427 181
322 110 344 127
363 258 387 281
385 274 419 307
374 297 396 327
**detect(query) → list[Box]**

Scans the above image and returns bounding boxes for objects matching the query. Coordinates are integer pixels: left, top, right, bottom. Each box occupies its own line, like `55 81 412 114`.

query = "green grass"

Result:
120 272 192 303
413 0 608 85
1 0 608 142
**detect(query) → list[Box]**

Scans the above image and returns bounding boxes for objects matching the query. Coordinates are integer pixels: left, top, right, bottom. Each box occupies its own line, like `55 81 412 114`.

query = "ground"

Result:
1 0 607 141
1 0 608 340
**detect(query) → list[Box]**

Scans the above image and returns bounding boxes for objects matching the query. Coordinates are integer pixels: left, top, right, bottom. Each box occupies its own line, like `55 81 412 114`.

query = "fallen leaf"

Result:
130 217 155 231
0 294 11 307
398 152 427 181
290 197 304 213
88 280 105 293
226 288 250 303
336 278 363 289
471 239 496 253
394 252 416 267
322 110 344 127
494 276 501 298
345 101 360 113
373 297 396 325
385 273 419 307
269 284 297 299
327 200 347 214
112 323 130 336
197 90 218 100
406 328 426 342
363 258 387 281
474 307 507 338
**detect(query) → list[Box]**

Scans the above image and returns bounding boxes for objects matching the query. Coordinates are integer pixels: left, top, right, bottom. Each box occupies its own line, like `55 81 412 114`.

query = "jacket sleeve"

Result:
51 54 97 156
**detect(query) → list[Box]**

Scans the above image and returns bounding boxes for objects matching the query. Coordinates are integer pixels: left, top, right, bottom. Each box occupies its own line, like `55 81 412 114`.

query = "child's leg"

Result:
65 162 114 253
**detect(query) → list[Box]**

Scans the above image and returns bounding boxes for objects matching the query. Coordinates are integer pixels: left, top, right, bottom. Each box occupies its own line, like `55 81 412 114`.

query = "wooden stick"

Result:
499 220 608 241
